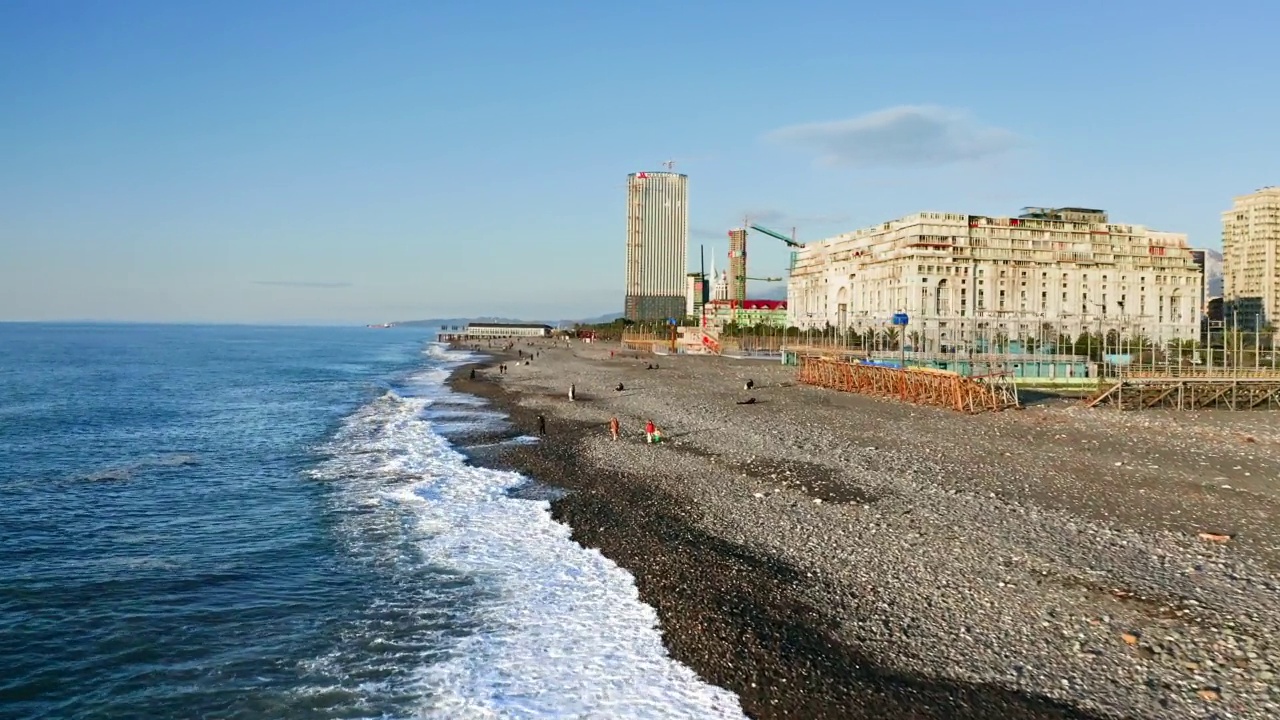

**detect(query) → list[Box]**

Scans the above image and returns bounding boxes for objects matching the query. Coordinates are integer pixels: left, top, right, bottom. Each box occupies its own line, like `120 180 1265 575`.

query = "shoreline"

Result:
444 346 1108 719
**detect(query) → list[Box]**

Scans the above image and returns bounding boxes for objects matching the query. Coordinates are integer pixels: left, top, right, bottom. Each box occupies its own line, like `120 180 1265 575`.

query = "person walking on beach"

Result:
537 414 546 436
644 419 656 444
568 384 576 402
609 417 620 441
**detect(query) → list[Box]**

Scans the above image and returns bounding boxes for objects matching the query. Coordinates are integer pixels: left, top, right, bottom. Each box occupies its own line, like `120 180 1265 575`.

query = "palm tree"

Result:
1125 333 1153 364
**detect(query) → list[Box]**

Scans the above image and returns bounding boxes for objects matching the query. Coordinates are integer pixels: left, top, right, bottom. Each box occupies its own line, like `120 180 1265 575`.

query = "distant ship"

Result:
366 323 395 329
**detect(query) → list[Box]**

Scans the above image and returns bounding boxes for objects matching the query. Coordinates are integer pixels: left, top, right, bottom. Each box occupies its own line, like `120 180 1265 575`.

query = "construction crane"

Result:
736 275 783 282
748 224 803 249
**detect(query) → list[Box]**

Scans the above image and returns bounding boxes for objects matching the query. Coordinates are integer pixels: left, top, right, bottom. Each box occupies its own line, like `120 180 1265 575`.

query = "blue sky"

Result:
1 0 1275 323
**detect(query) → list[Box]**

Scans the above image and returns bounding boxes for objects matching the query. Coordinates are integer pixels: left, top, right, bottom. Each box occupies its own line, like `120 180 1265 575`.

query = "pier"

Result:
1086 369 1280 410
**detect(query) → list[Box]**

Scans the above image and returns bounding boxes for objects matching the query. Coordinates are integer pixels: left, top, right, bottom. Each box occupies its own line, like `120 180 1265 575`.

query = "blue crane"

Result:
748 224 803 249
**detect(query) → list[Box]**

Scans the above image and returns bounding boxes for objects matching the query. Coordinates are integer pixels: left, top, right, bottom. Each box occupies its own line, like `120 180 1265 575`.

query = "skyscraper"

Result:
625 171 688 321
1223 187 1280 325
727 228 747 303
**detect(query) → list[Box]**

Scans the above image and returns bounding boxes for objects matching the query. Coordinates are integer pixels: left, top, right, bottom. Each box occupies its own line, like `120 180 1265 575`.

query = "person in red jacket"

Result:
644 420 656 444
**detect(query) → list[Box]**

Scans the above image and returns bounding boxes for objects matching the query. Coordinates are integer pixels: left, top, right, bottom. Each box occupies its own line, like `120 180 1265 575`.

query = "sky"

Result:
1 0 1276 324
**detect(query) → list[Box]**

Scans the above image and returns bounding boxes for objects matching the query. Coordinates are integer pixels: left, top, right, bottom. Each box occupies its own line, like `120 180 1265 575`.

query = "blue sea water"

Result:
0 324 742 720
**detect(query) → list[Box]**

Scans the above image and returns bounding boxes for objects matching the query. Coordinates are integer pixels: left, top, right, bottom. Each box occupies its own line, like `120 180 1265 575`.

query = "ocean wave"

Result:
309 356 745 718
79 453 201 482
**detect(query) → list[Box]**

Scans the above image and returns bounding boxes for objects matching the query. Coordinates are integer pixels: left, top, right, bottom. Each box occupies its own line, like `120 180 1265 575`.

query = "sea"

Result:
0 324 744 720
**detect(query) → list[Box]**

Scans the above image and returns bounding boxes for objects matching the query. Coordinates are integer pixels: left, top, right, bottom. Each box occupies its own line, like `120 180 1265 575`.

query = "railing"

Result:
1117 366 1280 380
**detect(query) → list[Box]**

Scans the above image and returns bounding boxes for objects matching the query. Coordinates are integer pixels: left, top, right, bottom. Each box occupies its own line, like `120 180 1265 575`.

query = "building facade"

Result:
1222 187 1280 326
710 269 730 301
465 323 552 338
625 171 688 321
703 299 788 331
788 207 1202 348
1189 249 1208 320
727 228 747 303
685 272 709 318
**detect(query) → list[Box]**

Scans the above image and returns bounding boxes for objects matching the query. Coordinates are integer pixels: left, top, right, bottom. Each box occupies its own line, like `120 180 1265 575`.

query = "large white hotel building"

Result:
787 207 1204 347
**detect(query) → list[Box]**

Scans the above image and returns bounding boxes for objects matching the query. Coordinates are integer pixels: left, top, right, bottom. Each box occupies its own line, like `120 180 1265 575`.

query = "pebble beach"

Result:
449 340 1280 720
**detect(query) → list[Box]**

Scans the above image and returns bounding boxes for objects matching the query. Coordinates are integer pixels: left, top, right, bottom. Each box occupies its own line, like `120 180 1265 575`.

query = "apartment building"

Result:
788 207 1202 347
624 171 688 321
1222 187 1280 326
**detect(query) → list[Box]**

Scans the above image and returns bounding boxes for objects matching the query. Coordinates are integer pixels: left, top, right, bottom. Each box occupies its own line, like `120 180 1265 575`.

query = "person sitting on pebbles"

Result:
644 420 665 444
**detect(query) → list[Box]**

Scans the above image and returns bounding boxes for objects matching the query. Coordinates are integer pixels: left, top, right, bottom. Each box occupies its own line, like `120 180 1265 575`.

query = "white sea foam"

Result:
313 345 745 719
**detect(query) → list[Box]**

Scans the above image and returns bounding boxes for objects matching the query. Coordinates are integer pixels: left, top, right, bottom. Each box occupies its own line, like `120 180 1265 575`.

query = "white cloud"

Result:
742 209 851 227
764 105 1020 168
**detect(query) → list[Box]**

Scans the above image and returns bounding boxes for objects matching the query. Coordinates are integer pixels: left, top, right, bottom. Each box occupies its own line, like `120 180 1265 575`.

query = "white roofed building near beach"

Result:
464 323 553 338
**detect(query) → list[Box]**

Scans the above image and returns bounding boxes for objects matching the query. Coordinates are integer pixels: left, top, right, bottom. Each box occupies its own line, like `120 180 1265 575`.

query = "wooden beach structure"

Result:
1086 368 1280 411
796 355 1020 414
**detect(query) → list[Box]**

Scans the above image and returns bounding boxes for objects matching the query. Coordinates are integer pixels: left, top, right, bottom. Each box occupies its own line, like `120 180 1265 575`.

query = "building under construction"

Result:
727 228 747 303
624 171 688 321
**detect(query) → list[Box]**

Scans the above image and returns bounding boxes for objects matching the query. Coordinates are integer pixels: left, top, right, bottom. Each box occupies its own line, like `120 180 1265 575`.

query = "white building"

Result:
1222 187 1280 326
625 171 688 321
788 207 1202 348
464 323 552 338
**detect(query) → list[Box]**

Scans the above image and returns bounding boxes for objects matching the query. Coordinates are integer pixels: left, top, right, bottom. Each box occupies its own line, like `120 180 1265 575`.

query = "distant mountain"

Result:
752 285 788 301
396 311 621 328
396 317 529 328
576 311 623 324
